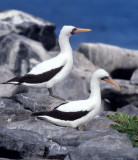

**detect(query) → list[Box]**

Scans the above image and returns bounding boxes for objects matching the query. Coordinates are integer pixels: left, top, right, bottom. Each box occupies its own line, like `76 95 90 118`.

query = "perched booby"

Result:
32 69 120 129
2 25 91 101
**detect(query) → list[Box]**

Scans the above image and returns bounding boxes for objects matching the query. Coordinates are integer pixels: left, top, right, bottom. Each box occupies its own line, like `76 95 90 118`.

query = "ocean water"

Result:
1 0 138 50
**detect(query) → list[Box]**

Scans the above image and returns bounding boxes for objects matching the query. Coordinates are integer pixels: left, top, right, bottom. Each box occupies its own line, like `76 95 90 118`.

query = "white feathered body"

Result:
37 91 101 128
22 52 73 88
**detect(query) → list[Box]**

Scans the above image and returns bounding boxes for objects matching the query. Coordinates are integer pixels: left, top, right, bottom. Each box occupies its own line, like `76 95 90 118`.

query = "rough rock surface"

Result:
1 93 137 160
117 104 138 116
53 71 89 101
77 43 138 80
130 68 138 85
52 130 132 149
7 118 136 159
7 120 76 158
13 93 65 112
0 93 65 127
0 127 47 159
45 140 75 158
65 146 138 160
84 116 116 131
0 97 31 127
0 33 48 76
101 79 138 111
0 10 57 50
0 20 17 37
7 119 76 140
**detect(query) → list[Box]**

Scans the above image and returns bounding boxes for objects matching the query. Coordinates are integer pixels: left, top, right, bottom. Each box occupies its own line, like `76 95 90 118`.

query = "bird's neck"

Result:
89 76 101 101
59 34 72 54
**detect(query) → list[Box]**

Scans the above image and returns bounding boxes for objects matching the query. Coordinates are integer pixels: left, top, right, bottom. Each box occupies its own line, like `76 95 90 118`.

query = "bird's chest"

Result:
62 57 73 73
86 101 101 120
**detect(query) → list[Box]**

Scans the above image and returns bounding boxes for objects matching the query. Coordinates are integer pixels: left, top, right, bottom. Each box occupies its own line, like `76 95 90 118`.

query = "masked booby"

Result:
2 25 91 101
32 69 120 129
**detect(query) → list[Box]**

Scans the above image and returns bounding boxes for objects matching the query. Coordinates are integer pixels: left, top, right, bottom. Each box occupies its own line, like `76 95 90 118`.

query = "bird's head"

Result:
93 69 120 88
60 25 91 37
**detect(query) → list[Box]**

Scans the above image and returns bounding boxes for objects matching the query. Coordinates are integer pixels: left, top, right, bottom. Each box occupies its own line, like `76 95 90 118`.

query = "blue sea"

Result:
1 0 138 50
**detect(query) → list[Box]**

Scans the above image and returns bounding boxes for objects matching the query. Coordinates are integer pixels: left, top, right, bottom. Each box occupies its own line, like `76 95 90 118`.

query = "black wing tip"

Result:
1 82 17 85
1 82 6 84
1 82 14 85
1 76 21 85
8 76 20 82
31 112 38 117
31 112 48 117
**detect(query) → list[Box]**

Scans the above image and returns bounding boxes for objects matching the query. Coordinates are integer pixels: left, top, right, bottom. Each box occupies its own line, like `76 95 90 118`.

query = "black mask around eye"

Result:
71 28 77 35
101 76 109 80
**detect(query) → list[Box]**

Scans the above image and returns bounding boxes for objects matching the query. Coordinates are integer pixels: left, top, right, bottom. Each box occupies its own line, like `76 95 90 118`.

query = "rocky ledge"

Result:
0 93 137 160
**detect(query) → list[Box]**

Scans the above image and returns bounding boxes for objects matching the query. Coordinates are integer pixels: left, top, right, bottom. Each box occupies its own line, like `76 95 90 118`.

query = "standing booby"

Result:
2 25 91 101
32 69 120 129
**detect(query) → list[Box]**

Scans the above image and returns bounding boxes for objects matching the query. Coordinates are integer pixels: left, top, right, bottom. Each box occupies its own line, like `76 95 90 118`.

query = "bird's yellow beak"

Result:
74 28 92 34
103 77 120 88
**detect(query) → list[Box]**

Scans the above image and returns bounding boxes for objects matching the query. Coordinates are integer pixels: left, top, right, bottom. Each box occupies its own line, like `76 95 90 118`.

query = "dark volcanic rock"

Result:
0 127 47 159
84 116 116 131
117 104 138 116
63 128 137 160
7 119 76 139
7 119 76 158
0 33 48 77
7 119 134 159
77 43 138 80
52 130 132 149
4 91 137 160
101 79 138 111
53 71 89 100
0 97 31 127
0 10 57 50
45 140 75 159
13 93 65 112
130 68 138 85
65 146 138 160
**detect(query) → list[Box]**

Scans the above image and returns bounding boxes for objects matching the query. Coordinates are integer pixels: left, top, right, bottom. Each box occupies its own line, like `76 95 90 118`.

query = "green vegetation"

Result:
106 112 138 147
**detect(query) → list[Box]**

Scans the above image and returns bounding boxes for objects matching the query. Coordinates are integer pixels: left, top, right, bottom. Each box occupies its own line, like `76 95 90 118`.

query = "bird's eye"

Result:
71 28 77 35
101 76 109 80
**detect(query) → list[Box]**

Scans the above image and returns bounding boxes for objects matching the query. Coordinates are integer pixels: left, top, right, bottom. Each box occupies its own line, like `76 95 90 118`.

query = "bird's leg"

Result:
77 125 85 131
48 88 66 101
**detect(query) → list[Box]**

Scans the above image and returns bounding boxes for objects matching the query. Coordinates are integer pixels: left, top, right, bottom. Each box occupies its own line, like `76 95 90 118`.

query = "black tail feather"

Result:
31 112 48 117
1 76 21 84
